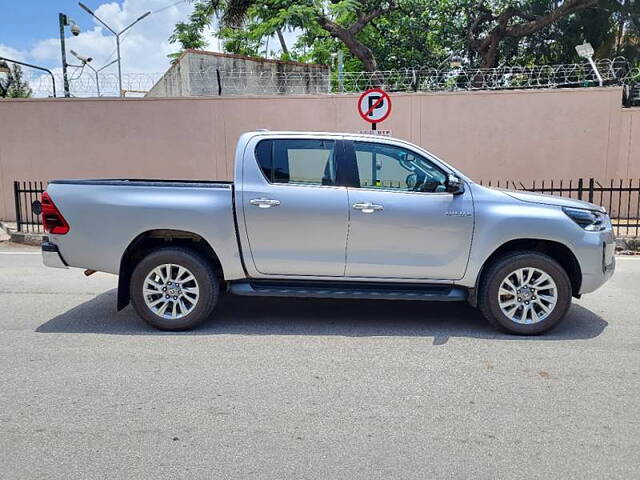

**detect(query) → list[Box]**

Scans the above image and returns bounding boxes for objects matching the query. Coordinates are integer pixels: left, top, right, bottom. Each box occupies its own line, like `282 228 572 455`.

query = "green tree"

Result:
0 64 32 98
168 1 218 61
171 1 401 71
170 0 639 72
466 0 602 69
473 0 640 66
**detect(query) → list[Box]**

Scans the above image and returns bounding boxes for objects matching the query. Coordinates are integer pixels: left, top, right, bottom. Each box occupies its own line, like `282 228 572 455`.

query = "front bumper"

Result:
576 229 615 294
42 241 68 269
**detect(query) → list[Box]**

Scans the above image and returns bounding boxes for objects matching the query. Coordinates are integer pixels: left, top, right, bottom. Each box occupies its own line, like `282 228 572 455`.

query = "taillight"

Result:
41 192 70 235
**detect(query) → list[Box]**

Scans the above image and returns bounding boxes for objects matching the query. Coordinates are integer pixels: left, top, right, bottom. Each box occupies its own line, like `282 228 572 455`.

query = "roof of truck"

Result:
247 130 402 141
242 130 470 182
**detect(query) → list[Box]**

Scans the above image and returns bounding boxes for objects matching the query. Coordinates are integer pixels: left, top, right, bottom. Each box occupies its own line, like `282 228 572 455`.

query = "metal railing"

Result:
13 181 46 233
22 57 640 102
11 177 640 237
479 177 640 237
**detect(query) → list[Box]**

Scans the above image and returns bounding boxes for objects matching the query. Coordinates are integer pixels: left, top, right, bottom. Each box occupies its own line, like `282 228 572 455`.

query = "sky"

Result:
0 0 300 96
0 0 197 76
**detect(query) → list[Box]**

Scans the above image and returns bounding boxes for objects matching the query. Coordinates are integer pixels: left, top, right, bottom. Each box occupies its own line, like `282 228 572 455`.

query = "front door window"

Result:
345 141 473 280
354 141 448 193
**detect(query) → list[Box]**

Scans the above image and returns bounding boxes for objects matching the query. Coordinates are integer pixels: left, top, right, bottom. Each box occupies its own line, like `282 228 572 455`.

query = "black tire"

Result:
478 251 572 335
130 247 219 331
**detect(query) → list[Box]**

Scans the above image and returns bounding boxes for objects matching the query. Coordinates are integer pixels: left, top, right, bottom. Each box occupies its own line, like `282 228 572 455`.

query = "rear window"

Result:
255 139 337 186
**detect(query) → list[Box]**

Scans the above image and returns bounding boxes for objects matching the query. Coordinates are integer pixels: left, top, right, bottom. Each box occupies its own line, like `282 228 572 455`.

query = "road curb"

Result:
615 236 640 253
0 221 44 246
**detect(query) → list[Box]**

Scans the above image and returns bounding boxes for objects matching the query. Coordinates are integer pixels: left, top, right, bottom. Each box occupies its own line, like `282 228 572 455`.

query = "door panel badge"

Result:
445 210 472 217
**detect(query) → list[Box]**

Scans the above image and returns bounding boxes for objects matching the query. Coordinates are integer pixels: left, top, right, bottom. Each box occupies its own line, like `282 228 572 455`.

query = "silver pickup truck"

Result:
41 131 615 334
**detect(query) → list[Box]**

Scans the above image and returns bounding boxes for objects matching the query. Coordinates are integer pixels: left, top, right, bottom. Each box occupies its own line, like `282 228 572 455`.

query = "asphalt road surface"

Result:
1 242 638 479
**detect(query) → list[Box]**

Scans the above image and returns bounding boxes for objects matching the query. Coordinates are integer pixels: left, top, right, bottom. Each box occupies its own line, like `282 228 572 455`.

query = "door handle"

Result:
353 202 384 214
250 198 281 208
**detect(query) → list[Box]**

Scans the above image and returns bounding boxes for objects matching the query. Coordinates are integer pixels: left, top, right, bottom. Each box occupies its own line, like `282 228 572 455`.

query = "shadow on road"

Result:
36 288 608 342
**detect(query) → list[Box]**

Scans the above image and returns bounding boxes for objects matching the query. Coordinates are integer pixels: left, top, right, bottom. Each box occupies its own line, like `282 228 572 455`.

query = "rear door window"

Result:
255 139 337 186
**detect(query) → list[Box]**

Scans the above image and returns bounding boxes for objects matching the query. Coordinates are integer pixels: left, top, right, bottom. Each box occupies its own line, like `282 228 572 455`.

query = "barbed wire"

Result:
20 57 640 99
339 57 639 92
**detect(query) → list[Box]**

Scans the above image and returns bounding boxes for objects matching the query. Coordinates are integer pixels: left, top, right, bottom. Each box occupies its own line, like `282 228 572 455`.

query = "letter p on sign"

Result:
358 88 392 124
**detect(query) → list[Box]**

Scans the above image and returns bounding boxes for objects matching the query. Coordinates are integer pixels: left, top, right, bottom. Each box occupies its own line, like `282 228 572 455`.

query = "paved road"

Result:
0 242 638 479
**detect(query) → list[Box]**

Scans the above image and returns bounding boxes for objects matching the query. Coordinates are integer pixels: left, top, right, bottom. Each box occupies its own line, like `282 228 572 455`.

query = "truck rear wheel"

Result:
130 247 219 331
478 252 572 335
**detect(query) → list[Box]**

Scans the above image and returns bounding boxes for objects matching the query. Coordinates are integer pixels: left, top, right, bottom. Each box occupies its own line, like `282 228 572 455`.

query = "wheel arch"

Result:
117 229 224 311
468 238 582 307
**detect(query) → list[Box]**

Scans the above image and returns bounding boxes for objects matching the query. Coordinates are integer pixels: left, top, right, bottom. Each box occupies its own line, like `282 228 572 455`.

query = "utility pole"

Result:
59 13 70 97
59 13 81 97
337 50 344 94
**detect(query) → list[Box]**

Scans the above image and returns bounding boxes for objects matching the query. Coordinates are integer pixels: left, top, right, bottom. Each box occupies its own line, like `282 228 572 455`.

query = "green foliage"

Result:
219 26 262 56
328 0 364 17
357 1 452 69
169 1 217 53
169 0 640 71
498 3 627 65
0 64 32 98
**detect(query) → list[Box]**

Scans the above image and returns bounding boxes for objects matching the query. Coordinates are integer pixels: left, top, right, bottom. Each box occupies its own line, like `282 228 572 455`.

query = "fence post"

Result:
577 178 584 200
13 181 22 232
588 178 595 203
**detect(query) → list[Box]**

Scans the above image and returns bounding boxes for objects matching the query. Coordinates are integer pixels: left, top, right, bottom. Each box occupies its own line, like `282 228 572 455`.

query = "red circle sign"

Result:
357 88 392 124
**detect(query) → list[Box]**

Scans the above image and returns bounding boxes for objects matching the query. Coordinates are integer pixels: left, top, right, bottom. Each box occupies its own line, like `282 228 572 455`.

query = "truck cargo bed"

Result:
49 179 233 188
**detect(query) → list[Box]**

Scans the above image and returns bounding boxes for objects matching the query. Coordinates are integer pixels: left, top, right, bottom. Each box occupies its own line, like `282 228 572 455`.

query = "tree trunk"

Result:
317 16 379 72
468 0 597 71
339 34 378 71
276 29 289 55
479 36 501 69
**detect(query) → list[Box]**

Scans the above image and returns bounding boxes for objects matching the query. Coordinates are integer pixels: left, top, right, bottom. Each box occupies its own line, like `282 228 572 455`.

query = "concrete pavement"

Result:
0 242 638 479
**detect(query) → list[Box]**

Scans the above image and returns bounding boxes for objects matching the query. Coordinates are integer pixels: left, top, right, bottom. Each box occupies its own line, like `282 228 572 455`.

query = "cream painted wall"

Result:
0 87 638 220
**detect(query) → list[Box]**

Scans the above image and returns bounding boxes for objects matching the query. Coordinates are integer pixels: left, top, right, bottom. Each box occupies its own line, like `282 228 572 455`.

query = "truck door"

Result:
241 137 349 277
344 140 474 280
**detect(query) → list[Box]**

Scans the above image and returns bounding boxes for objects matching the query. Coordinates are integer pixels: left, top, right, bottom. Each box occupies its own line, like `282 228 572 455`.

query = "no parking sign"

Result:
357 88 392 127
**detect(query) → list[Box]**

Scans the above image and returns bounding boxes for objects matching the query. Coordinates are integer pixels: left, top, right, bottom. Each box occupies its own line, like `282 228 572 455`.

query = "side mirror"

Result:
445 174 465 195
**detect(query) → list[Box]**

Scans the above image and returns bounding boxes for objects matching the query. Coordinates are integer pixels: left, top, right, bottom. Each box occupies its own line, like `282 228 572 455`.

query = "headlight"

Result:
562 207 607 231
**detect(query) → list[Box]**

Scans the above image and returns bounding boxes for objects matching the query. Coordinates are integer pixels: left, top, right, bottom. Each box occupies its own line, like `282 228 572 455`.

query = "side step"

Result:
229 281 467 302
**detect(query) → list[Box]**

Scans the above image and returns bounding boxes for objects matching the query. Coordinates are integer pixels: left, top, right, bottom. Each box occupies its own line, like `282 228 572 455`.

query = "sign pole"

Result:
372 122 377 131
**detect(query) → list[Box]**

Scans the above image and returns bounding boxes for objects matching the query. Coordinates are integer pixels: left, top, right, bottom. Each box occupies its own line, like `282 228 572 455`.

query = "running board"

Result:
229 281 467 302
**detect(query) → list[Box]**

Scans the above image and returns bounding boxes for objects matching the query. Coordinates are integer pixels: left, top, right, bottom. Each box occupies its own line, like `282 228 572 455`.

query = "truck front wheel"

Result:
130 247 219 331
478 252 572 335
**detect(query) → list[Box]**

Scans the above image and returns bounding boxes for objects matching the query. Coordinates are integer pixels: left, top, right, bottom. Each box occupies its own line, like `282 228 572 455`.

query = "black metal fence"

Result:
13 181 46 233
10 177 640 237
479 177 640 237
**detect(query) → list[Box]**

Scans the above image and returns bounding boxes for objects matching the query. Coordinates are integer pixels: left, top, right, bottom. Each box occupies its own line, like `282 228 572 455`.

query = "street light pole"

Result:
78 2 151 97
92 60 118 97
575 42 603 87
115 35 122 96
71 49 118 97
0 56 57 97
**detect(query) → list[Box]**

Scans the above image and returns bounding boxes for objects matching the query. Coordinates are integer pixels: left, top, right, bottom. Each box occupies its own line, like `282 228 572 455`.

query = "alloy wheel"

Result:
143 263 200 319
497 267 558 324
